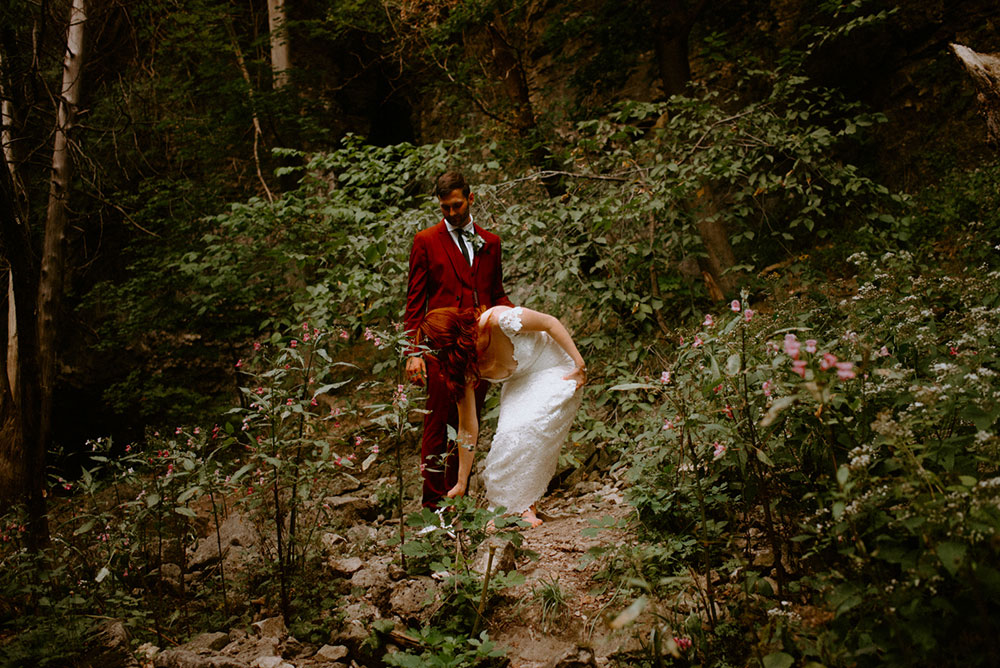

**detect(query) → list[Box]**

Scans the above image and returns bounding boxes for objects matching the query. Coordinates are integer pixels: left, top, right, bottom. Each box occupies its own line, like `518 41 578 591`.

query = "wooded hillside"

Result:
2 1 999 666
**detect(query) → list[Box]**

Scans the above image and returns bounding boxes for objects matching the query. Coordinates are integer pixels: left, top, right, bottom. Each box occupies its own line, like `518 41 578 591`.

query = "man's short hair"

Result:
435 171 470 199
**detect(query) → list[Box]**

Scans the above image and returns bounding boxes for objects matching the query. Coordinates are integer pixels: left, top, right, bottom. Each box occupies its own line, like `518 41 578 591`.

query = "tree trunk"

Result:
0 149 43 548
693 183 743 300
24 0 86 546
951 43 1000 146
267 0 290 89
651 0 708 98
485 12 561 195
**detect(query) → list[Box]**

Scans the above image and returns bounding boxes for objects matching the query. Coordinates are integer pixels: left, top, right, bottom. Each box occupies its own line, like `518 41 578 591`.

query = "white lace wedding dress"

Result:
480 307 582 513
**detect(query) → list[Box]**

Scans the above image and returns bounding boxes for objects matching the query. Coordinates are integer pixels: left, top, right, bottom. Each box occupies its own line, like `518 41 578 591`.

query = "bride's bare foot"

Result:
521 505 543 528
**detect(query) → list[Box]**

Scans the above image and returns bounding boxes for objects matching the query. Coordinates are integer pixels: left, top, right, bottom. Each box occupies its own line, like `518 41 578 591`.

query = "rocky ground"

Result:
103 454 647 668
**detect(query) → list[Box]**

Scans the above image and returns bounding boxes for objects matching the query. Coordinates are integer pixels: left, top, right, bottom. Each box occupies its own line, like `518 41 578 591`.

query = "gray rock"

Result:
252 616 287 639
321 533 346 554
154 650 250 668
314 645 348 662
388 577 440 625
544 646 598 668
182 632 230 652
81 619 140 668
327 556 363 577
189 513 258 570
280 636 310 658
349 559 392 606
324 495 378 523
472 537 517 576
231 638 279 665
328 602 377 654
250 657 289 668
326 474 362 497
344 524 376 547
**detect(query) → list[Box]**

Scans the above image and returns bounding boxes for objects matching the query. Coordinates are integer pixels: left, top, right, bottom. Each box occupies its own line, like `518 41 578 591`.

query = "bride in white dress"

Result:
418 305 586 527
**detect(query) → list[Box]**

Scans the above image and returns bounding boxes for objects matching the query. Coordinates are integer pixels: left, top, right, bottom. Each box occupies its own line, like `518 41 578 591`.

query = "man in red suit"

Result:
404 172 514 508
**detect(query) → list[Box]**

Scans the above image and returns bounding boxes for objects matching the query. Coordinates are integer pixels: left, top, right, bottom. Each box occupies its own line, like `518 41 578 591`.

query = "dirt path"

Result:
484 475 640 667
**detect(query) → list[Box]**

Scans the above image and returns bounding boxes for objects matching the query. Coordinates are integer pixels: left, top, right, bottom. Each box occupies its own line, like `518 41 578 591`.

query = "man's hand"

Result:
406 355 426 386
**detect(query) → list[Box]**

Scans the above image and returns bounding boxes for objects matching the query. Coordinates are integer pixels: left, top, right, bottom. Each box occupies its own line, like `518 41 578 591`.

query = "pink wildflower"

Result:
663 419 673 431
713 442 726 459
303 333 311 342
762 380 772 397
235 359 243 368
879 346 889 357
713 384 722 394
372 444 380 454
791 360 807 378
744 309 754 322
364 328 375 341
302 321 310 331
354 435 363 447
950 346 958 356
703 314 715 328
311 398 318 406
660 370 671 384
175 427 183 434
783 334 800 359
193 427 200 435
805 339 817 354
340 330 349 340
253 342 261 351
290 339 298 348
820 353 838 370
835 362 856 380
675 637 692 651
286 398 294 405
693 335 703 348
730 300 741 312
723 404 734 419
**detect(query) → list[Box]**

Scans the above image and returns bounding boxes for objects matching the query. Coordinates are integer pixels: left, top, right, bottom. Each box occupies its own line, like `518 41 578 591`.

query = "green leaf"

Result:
610 596 648 629
175 506 198 518
74 519 96 535
725 353 741 376
95 566 110 583
755 448 774 467
609 383 657 391
145 492 161 507
763 652 795 668
836 465 849 486
936 541 967 576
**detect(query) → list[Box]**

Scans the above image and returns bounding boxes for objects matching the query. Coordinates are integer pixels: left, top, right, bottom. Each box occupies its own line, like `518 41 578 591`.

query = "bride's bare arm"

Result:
515 308 587 388
446 383 478 498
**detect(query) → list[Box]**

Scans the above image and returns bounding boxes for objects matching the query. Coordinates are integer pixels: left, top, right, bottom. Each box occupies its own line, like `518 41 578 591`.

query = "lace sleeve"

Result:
497 306 523 339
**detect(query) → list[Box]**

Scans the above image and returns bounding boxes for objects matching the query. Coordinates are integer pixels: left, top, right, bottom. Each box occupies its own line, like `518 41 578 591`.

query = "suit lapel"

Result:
436 221 473 287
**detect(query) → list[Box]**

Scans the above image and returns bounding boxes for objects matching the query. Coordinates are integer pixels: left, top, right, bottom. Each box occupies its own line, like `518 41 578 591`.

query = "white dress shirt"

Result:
445 219 476 266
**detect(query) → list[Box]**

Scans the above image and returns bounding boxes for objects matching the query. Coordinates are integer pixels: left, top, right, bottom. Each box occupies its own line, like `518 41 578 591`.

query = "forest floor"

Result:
482 472 638 667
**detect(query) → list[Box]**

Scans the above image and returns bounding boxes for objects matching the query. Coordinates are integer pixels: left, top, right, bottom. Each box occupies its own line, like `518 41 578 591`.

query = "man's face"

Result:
439 189 473 227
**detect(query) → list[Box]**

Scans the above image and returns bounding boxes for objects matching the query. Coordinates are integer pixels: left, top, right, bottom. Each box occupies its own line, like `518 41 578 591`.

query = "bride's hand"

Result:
563 365 587 390
446 482 467 498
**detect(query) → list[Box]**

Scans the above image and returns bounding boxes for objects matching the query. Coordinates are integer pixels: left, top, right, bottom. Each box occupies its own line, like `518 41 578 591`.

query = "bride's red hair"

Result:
419 307 485 399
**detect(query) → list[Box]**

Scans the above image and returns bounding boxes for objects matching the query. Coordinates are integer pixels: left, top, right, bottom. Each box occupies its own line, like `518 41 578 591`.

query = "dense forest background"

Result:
2 0 1000 666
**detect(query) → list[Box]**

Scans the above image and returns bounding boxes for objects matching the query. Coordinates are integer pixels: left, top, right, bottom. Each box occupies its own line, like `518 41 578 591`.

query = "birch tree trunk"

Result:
1 50 23 397
22 0 87 545
267 0 290 89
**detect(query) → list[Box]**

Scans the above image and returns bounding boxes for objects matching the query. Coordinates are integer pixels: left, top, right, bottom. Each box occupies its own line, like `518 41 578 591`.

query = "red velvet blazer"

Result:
404 220 513 343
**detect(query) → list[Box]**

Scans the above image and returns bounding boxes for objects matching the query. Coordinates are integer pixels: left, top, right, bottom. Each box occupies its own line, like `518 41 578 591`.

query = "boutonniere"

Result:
470 234 486 253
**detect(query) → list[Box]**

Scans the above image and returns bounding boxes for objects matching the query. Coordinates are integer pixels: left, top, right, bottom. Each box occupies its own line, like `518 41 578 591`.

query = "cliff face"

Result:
405 0 1000 186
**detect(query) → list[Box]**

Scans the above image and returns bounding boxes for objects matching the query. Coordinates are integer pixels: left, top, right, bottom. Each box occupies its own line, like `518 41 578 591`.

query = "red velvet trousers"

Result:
421 356 488 508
